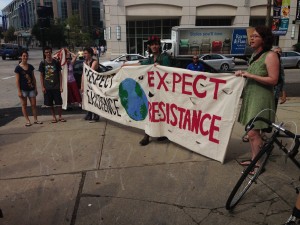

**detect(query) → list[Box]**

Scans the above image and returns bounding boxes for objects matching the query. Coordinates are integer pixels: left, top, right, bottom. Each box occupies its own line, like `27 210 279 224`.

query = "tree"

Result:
31 19 66 48
65 14 93 48
4 26 17 42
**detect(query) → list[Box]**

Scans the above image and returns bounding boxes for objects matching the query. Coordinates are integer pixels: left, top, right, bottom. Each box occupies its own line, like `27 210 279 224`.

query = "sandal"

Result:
51 119 57 123
59 118 66 122
34 121 43 124
242 135 249 142
249 165 265 176
239 159 252 166
25 122 32 127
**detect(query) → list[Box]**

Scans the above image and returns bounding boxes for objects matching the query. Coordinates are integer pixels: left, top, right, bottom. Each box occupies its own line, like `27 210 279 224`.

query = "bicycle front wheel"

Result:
226 143 273 210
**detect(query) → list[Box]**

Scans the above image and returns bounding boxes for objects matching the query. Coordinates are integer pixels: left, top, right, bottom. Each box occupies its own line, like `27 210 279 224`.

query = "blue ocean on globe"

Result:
119 78 148 121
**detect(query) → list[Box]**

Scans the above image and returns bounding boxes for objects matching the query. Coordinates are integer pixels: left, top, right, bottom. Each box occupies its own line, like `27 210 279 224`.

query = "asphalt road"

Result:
0 48 299 109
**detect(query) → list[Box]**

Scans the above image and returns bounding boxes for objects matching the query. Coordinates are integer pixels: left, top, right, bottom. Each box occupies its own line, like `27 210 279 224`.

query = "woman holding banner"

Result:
139 35 171 146
81 47 100 123
235 26 279 174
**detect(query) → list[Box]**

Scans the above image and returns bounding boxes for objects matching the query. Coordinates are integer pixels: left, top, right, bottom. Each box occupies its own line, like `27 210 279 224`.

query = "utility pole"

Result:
266 0 272 27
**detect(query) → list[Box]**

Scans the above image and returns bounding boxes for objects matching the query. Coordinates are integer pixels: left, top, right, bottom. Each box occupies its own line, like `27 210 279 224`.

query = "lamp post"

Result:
66 24 70 49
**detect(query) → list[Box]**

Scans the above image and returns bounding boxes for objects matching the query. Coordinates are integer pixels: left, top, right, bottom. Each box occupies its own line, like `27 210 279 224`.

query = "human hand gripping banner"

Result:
82 64 245 163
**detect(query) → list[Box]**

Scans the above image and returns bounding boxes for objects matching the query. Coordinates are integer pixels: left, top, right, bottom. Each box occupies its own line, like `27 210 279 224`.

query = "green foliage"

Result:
293 43 300 53
4 26 17 42
63 14 95 48
31 19 66 48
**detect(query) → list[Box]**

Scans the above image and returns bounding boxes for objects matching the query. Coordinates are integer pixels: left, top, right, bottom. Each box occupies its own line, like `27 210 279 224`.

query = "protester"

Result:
15 50 42 127
285 193 300 224
273 46 287 111
186 55 204 71
39 46 66 123
81 47 100 123
139 35 171 146
66 53 82 108
235 26 279 174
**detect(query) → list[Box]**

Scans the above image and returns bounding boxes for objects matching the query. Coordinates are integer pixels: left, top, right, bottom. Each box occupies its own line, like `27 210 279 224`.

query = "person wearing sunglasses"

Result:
186 55 204 71
234 26 279 173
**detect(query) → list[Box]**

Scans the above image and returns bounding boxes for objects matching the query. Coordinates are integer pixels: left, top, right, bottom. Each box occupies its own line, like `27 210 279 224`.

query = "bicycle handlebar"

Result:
245 117 298 139
245 117 300 157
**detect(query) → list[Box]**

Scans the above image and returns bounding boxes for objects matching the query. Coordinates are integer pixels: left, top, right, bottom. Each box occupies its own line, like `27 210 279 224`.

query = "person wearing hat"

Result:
139 35 171 146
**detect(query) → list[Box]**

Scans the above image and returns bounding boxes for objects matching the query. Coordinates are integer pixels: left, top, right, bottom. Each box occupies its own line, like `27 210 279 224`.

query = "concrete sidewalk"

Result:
0 98 299 225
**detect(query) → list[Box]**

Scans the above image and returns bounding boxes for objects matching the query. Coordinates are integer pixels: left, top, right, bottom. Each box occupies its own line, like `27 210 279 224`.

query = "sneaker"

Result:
139 136 150 146
93 115 100 122
84 114 91 120
157 136 168 142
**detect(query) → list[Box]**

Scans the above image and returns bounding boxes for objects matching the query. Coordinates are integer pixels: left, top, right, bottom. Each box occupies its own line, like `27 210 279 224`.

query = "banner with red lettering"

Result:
82 64 245 163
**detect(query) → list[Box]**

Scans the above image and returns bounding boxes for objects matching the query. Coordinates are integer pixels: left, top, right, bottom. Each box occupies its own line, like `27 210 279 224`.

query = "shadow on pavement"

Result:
0 106 85 127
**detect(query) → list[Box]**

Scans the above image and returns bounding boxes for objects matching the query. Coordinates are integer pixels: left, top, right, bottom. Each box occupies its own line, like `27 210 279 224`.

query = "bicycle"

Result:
226 116 300 210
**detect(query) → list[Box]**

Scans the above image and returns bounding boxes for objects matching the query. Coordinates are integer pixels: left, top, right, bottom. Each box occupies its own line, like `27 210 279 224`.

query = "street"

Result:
0 48 299 109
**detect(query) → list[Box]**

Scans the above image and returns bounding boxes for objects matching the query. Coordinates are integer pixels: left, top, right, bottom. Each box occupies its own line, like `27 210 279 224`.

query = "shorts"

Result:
44 89 63 107
21 90 36 98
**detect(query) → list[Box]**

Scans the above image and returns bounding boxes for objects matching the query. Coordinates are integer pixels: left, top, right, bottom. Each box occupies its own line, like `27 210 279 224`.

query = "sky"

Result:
0 0 12 25
0 0 12 12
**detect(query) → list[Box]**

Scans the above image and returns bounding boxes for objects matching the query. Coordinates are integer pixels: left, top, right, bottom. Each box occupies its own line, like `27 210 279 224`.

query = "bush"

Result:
293 43 300 53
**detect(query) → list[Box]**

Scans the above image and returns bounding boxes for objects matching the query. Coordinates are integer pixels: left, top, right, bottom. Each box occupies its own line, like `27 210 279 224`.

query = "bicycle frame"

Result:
273 134 300 169
226 117 300 210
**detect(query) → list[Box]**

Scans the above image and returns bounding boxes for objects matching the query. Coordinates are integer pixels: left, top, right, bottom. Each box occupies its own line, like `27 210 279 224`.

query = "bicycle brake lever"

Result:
245 123 254 132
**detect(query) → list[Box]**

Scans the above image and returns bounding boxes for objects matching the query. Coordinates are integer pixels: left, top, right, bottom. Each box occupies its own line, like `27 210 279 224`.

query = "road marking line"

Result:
2 75 15 80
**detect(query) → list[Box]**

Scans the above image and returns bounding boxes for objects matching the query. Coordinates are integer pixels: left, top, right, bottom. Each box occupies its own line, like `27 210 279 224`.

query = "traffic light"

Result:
37 6 53 28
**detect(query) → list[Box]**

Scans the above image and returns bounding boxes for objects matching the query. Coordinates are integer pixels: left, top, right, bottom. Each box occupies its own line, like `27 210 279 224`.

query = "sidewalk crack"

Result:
70 171 86 225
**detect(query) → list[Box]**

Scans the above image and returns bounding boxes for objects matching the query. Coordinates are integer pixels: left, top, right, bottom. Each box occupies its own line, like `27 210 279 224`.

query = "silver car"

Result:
101 54 147 69
200 54 235 71
281 51 300 69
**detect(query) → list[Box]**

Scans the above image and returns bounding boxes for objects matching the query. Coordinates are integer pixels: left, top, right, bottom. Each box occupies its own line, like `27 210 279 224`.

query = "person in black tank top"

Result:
81 47 100 122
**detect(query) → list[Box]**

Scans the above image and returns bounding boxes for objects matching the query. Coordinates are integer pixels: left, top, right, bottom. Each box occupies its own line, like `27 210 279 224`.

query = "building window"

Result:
249 17 266 27
196 17 232 26
92 0 100 27
59 0 68 20
126 18 179 54
44 0 53 8
72 0 79 14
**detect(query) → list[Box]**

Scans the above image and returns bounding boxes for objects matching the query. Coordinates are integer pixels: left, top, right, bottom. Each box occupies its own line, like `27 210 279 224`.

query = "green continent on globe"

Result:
119 83 128 109
135 82 143 97
118 78 148 121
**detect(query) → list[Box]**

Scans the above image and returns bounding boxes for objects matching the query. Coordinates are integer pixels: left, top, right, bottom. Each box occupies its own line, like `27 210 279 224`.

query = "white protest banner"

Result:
83 64 245 163
53 48 68 110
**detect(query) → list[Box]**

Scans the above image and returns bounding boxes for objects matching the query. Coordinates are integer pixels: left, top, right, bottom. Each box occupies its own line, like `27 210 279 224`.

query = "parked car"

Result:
1 44 24 60
101 54 147 69
199 54 235 71
73 59 113 89
0 43 7 56
280 51 300 69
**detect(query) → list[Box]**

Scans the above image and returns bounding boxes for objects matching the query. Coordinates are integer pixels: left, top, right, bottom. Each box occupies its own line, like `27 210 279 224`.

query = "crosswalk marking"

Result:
2 75 15 80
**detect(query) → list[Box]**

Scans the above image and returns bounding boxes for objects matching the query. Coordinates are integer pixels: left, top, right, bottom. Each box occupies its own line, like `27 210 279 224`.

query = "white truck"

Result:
161 26 253 70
